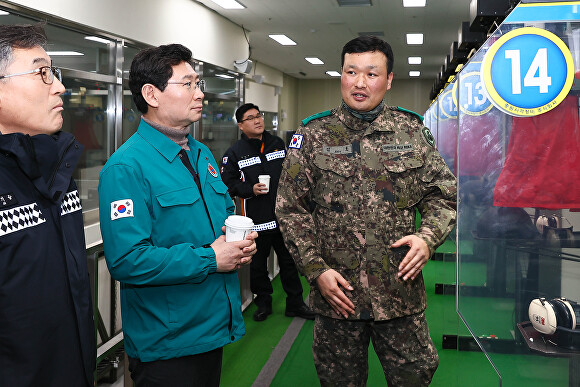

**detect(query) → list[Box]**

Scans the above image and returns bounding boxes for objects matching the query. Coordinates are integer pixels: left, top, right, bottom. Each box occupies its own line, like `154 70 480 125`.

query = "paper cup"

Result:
225 215 254 242
258 174 270 193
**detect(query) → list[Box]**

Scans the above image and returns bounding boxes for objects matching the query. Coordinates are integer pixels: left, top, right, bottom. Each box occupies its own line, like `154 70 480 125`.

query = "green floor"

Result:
221 246 570 386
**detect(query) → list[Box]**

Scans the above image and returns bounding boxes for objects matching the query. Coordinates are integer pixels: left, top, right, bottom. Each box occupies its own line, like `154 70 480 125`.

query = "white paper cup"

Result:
258 174 270 193
225 215 254 242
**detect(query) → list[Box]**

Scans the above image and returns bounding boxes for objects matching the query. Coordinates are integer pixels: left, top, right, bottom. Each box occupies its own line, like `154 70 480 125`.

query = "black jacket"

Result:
221 131 286 232
0 131 96 386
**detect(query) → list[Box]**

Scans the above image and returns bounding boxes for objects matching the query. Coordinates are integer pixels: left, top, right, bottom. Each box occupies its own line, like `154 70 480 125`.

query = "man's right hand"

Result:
316 269 355 318
253 183 268 196
211 231 258 272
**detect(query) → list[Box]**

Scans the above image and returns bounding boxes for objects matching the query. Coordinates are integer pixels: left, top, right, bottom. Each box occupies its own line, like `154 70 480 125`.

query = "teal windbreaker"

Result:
98 119 244 361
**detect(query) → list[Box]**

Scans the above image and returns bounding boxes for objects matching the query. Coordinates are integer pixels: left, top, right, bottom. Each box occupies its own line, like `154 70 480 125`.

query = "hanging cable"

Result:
234 24 252 64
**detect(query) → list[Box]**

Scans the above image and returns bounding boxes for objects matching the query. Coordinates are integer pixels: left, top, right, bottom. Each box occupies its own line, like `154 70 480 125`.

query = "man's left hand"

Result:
392 235 430 281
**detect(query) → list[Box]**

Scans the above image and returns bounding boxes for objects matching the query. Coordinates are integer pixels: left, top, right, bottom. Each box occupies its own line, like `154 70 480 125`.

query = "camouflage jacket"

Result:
275 104 457 320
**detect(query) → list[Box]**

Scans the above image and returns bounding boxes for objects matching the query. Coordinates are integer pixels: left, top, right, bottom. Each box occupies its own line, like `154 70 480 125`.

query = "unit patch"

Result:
422 127 435 148
111 199 134 220
208 164 218 177
222 156 228 165
289 134 304 149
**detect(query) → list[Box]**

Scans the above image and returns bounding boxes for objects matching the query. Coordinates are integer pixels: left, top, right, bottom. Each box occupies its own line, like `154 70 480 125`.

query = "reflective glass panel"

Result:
453 5 580 385
60 76 113 223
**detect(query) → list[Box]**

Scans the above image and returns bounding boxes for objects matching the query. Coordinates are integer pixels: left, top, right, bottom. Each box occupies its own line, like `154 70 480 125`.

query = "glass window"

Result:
122 45 141 78
200 100 239 163
198 62 243 163
122 87 141 143
60 75 115 223
45 25 114 75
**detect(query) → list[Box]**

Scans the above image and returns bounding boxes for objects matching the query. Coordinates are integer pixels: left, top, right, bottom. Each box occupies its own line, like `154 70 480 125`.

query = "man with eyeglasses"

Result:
98 43 258 387
221 103 314 322
0 24 96 386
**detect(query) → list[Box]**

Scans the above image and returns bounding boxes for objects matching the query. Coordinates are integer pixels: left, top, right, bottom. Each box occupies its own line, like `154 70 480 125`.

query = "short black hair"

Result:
235 103 260 123
341 35 394 74
0 24 47 75
129 43 193 114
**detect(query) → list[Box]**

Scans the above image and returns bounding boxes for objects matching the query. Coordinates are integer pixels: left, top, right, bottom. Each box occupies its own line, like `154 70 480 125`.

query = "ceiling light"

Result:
403 0 426 7
0 10 9 15
409 71 421 77
46 51 84 56
216 73 234 79
85 36 111 44
305 57 324 65
208 0 245 9
326 71 341 77
408 56 422 65
269 34 297 46
406 33 424 45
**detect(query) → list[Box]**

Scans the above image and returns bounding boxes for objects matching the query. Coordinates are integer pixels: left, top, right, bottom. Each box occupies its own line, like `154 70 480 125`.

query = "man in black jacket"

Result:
221 103 314 321
0 24 96 386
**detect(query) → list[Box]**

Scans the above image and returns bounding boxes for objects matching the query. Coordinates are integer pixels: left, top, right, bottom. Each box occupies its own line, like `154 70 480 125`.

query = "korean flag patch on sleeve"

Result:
289 134 304 149
111 199 134 220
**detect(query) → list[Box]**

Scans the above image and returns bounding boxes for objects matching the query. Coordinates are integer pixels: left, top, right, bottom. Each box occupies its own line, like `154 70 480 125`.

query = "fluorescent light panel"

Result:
408 56 422 64
85 36 111 44
0 10 9 15
208 0 245 9
409 71 421 77
326 71 341 77
46 51 84 56
403 0 426 7
269 34 297 46
305 57 324 65
406 33 424 45
216 73 234 79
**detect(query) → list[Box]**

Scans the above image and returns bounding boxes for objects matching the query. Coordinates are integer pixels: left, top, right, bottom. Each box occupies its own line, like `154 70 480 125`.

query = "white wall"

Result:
244 81 278 113
10 0 249 72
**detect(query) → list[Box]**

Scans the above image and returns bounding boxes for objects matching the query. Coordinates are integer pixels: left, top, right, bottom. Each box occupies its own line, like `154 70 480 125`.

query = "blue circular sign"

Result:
452 62 493 116
482 27 573 117
438 83 457 119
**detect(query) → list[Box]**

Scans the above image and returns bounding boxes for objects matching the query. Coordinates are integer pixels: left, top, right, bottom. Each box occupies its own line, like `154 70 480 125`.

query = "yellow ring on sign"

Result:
438 87 456 119
452 71 493 116
481 27 574 117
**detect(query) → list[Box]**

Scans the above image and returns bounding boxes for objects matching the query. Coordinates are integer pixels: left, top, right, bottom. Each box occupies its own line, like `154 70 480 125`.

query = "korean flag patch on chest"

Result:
111 199 134 220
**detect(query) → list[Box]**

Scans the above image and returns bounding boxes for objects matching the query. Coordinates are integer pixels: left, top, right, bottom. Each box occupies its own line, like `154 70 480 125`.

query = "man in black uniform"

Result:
0 24 96 386
221 103 314 321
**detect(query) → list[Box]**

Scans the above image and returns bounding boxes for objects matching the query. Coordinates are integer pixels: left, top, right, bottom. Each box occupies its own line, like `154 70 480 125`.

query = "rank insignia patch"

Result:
0 192 17 209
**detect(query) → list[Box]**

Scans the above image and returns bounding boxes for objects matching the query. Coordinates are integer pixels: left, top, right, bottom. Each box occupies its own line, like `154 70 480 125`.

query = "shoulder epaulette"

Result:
396 106 424 123
301 110 332 126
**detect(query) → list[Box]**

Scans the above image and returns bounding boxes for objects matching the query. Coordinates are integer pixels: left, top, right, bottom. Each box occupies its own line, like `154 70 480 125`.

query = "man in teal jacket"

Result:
98 44 257 387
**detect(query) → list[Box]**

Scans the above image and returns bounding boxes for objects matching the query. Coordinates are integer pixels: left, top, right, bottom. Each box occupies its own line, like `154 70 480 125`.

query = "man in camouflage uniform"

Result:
275 35 457 386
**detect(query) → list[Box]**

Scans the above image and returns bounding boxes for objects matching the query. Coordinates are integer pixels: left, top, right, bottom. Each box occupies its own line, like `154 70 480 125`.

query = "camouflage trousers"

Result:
313 312 438 386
